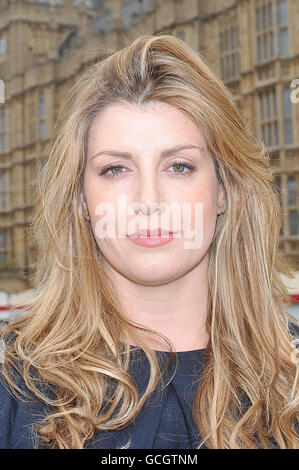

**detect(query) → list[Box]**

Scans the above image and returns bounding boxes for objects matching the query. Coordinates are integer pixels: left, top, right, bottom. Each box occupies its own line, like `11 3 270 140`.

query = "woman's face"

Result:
83 101 225 285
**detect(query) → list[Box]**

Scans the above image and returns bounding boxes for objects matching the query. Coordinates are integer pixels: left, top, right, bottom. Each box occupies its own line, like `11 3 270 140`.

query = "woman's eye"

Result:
98 162 196 178
168 162 196 176
98 166 126 177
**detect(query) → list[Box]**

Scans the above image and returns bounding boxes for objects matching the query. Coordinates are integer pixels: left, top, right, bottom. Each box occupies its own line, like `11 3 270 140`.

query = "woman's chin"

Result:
122 266 184 286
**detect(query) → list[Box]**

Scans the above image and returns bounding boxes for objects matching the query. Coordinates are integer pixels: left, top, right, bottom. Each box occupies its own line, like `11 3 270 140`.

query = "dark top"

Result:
0 321 298 449
0 345 207 449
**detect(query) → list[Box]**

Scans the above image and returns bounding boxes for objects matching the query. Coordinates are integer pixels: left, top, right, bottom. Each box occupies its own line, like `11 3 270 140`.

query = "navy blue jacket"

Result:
0 321 298 449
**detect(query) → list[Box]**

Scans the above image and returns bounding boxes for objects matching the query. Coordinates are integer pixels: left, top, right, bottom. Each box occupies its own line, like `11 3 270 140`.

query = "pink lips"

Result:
126 229 176 247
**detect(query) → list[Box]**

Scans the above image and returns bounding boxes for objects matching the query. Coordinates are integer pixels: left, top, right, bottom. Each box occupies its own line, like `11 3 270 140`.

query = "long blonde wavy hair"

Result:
1 34 299 449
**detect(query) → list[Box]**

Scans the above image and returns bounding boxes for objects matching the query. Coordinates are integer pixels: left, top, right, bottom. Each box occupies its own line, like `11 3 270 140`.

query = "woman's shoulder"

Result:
0 362 18 448
0 332 53 449
0 362 35 449
0 360 53 449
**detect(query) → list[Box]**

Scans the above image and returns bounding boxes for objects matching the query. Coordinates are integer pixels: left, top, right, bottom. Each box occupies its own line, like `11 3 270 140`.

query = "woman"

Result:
0 34 298 449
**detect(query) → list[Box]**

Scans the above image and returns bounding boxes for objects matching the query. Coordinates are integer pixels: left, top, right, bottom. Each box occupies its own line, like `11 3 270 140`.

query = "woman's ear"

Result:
217 181 226 215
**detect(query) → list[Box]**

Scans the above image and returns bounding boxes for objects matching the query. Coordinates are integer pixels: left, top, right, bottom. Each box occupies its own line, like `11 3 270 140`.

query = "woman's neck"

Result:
105 252 210 352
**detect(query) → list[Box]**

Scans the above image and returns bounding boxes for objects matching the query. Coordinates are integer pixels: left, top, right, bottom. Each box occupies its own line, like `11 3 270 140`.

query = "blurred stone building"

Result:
0 0 298 292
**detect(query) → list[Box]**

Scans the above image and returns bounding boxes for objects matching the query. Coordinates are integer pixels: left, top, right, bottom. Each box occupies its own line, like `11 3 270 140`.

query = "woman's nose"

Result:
132 171 162 215
133 201 160 216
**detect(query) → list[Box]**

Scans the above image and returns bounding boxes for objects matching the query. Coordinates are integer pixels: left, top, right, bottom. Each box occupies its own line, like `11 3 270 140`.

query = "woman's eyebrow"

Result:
90 144 205 161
